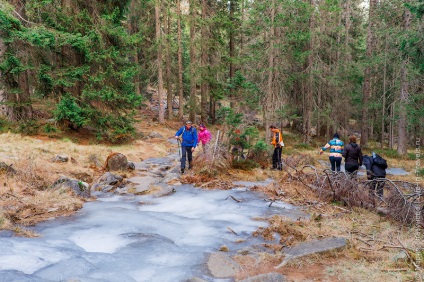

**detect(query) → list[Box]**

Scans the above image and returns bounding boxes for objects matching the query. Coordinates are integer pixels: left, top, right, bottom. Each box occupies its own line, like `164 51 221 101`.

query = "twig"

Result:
225 195 241 203
397 239 423 272
227 227 238 235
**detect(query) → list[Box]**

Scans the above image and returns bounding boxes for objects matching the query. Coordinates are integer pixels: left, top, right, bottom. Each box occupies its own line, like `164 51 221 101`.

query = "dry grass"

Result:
0 121 177 235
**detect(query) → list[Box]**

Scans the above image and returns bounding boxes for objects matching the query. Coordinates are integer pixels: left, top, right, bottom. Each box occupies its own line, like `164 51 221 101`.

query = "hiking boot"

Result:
188 163 193 169
181 168 185 174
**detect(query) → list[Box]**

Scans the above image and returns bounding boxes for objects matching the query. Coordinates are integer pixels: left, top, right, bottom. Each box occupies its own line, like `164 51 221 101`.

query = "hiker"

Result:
198 124 211 153
342 135 363 174
319 133 344 172
175 121 198 174
363 152 387 198
270 125 284 170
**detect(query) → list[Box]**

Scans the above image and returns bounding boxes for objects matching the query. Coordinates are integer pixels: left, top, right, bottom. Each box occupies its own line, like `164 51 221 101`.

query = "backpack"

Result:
373 153 388 169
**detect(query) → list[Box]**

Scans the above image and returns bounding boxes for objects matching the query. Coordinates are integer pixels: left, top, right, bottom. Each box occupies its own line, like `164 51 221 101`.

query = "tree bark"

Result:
177 0 184 119
303 0 315 143
397 8 411 156
189 0 196 122
229 0 235 108
0 37 7 117
200 0 208 123
165 4 173 119
155 0 165 123
360 0 376 147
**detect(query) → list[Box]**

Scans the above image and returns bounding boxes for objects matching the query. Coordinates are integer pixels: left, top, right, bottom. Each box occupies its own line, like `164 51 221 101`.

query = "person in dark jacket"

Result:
175 121 198 174
342 135 363 174
363 152 387 198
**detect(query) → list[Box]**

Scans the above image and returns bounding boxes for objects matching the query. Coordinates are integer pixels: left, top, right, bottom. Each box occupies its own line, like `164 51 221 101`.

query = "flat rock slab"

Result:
207 252 241 278
240 272 287 282
277 237 347 267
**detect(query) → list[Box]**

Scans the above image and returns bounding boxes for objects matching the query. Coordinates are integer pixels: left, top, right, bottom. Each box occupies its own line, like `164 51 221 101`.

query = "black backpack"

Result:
373 153 388 169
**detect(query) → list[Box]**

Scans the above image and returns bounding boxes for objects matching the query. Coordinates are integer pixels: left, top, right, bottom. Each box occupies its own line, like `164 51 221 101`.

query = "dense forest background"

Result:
0 0 423 153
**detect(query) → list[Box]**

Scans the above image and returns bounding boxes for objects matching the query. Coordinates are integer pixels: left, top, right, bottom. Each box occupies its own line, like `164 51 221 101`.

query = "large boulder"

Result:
105 153 134 172
92 172 124 193
277 237 347 268
51 177 90 198
207 253 241 278
106 153 129 171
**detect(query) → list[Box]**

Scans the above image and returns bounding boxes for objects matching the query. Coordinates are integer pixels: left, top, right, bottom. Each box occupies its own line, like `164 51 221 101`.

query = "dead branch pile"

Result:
283 156 424 227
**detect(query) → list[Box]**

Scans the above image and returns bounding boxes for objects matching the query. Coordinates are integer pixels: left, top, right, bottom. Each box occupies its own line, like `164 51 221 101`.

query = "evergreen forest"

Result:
0 0 423 152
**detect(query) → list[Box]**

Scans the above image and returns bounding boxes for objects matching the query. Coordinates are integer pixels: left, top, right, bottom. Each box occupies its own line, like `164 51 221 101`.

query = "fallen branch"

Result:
227 227 238 235
225 195 241 203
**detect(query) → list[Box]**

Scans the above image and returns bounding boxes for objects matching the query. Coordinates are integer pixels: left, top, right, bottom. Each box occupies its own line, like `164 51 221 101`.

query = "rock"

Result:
106 153 129 171
127 162 135 170
51 177 90 198
276 237 347 268
392 250 408 262
207 252 241 278
240 273 287 282
186 278 208 282
51 154 69 163
0 162 16 175
148 131 163 138
97 172 123 185
219 245 229 252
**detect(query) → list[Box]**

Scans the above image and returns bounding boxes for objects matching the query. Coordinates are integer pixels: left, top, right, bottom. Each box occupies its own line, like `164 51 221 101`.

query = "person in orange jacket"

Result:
270 125 284 170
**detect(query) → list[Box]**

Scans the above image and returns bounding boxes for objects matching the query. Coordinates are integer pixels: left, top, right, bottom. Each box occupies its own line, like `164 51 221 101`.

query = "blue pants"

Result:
181 146 193 169
329 156 342 172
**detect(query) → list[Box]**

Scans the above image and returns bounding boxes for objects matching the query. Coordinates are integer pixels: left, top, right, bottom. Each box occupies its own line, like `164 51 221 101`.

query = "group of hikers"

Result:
319 132 388 197
174 121 211 174
175 121 388 197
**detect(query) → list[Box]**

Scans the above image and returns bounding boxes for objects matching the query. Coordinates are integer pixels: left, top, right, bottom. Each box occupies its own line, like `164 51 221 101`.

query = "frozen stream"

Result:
0 160 304 281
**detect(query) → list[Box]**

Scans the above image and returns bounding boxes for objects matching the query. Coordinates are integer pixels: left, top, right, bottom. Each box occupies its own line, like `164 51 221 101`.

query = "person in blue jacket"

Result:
175 121 198 174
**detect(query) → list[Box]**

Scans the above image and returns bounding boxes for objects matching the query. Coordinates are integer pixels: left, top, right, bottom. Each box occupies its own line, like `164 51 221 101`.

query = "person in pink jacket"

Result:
198 124 211 153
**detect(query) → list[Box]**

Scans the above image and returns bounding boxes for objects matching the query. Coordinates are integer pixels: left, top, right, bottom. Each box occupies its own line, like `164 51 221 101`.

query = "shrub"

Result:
231 159 258 170
43 124 59 133
17 119 39 135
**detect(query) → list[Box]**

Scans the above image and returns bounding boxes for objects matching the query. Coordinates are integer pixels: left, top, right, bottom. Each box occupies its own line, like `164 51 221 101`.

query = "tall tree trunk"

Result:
155 0 165 124
264 0 276 136
177 0 184 119
200 0 208 123
360 0 376 147
303 0 315 143
189 0 196 122
0 37 6 117
381 33 388 149
229 0 235 108
165 4 173 119
344 0 351 61
397 9 411 156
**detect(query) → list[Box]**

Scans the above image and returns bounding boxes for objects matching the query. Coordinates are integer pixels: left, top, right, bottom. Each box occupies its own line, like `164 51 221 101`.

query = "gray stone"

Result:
207 252 241 278
392 250 408 262
97 172 123 185
107 153 128 171
277 237 347 268
51 177 90 198
0 162 16 175
153 185 176 197
127 162 135 170
186 278 208 282
149 131 163 138
240 273 287 282
51 154 69 163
